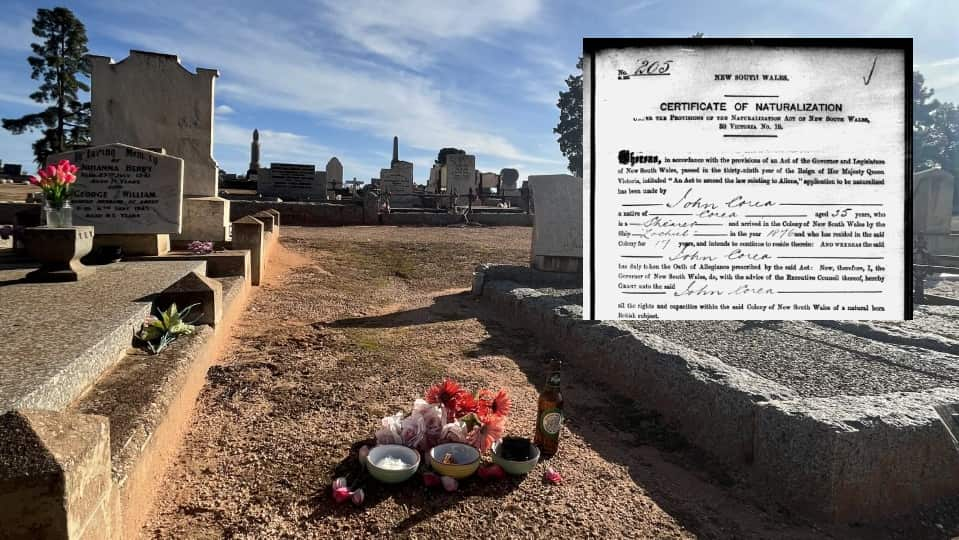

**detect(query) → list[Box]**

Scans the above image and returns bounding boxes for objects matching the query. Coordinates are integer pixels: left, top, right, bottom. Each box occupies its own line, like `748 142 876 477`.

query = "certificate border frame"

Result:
583 37 914 321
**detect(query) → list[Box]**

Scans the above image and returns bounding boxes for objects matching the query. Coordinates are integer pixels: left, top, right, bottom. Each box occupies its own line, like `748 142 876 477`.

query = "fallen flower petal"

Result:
422 471 441 488
544 466 562 484
351 488 365 506
332 486 352 503
332 476 348 490
441 475 458 492
478 463 506 480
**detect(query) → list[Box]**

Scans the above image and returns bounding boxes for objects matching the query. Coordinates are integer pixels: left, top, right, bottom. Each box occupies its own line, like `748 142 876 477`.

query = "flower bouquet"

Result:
30 160 79 227
331 378 512 505
374 378 511 454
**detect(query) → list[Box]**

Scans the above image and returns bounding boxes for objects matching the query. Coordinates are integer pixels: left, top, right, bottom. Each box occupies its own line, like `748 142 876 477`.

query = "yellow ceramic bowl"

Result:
429 443 480 479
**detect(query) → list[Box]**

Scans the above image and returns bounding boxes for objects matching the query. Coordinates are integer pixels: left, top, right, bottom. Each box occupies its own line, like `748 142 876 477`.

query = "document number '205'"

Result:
618 59 672 79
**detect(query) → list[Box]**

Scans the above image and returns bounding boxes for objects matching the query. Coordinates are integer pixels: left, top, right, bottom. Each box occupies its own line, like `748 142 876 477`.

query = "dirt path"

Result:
143 226 863 539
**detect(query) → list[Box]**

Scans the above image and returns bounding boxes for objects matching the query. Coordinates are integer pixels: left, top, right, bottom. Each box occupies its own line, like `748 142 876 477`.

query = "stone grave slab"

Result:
257 163 321 200
529 174 582 271
915 168 955 235
0 260 206 412
446 154 475 194
47 143 184 235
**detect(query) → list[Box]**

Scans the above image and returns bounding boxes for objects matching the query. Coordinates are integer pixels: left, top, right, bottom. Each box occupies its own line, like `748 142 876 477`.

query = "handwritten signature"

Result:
674 280 775 296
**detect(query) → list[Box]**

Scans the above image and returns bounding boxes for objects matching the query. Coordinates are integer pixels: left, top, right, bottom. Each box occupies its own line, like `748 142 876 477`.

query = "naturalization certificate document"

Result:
583 39 911 321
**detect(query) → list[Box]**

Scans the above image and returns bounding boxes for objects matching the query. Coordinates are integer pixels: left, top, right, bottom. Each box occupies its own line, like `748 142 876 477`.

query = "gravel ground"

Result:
624 319 959 397
503 289 959 399
495 284 959 398
141 226 872 540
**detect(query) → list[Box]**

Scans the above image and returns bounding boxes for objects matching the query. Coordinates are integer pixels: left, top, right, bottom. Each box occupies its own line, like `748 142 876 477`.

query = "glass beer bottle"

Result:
534 359 563 457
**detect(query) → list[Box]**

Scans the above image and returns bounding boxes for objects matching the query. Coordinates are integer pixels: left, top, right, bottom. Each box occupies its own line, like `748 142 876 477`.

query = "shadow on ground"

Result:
324 291 857 539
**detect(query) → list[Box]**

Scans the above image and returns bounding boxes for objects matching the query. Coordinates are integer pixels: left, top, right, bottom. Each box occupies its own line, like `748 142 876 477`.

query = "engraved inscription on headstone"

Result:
47 143 184 234
446 154 475 194
257 162 322 199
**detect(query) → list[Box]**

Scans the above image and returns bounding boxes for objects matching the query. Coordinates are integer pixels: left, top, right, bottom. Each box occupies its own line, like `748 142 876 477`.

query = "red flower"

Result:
468 414 505 453
425 379 466 413
477 388 511 421
454 391 478 418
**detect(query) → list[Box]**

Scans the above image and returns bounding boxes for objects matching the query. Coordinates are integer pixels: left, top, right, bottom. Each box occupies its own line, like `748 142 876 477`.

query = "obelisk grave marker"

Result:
47 143 184 234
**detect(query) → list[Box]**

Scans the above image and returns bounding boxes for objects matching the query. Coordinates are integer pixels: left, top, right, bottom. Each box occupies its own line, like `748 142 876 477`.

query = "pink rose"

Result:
375 412 404 445
400 413 427 450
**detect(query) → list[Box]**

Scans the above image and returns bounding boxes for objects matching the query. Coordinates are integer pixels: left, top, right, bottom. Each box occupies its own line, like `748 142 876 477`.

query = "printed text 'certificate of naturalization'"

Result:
583 39 911 321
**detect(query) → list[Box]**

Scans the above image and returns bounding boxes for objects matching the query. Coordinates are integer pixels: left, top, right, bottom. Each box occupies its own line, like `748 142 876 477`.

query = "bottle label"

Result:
539 408 563 438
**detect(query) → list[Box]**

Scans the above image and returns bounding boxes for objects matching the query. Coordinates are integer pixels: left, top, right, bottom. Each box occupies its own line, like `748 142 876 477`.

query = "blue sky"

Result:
0 0 956 183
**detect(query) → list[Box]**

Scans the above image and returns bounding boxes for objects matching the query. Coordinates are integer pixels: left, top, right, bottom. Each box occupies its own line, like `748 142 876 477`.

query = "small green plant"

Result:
137 303 200 354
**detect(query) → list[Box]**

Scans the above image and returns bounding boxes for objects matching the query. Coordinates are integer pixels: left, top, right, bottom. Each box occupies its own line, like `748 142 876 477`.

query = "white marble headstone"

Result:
914 168 955 235
47 143 184 234
529 174 583 258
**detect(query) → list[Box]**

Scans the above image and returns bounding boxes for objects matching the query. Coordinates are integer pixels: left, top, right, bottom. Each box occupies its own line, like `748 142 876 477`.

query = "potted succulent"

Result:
30 159 78 227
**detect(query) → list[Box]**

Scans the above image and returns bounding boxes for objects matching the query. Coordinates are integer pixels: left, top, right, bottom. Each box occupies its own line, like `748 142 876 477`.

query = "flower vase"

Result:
44 200 73 228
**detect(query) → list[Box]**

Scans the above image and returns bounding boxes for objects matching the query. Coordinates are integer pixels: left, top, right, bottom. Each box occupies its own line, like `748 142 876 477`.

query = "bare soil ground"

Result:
143 226 925 539
0 183 33 202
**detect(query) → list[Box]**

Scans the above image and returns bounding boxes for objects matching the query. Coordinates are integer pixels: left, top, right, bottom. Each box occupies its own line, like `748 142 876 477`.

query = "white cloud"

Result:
314 0 542 69
105 5 556 169
214 104 234 115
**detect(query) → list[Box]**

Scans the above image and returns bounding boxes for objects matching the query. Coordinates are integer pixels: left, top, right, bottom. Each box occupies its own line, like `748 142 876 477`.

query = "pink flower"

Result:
477 464 506 480
332 487 351 503
351 488 365 506
410 399 444 448
441 475 458 492
422 471 441 488
400 413 428 451
41 165 56 178
28 175 39 186
544 466 562 484
467 414 505 453
57 159 69 169
332 477 347 490
439 420 468 444
375 412 404 445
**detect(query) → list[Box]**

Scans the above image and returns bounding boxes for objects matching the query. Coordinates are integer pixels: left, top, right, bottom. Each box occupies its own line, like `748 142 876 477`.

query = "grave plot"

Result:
475 273 959 525
144 226 862 539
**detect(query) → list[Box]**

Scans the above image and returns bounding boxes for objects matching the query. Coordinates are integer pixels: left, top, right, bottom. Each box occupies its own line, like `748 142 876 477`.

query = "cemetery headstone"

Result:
501 168 519 190
914 168 954 235
446 154 476 195
529 174 583 273
326 157 343 189
46 143 184 234
257 163 324 200
87 50 229 241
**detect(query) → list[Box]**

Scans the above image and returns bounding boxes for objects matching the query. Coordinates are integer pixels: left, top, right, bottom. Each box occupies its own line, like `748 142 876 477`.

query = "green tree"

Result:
554 57 583 177
914 71 942 171
435 147 466 165
2 7 91 165
556 34 703 178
